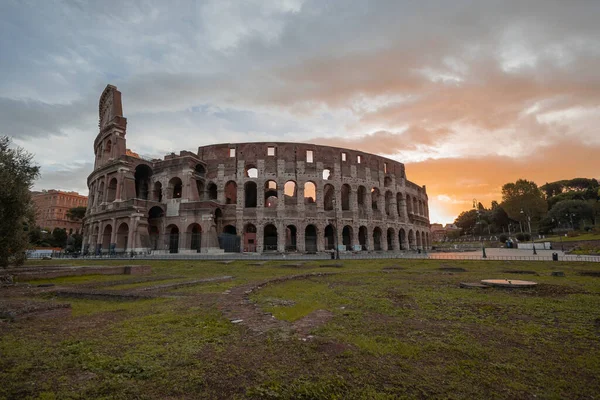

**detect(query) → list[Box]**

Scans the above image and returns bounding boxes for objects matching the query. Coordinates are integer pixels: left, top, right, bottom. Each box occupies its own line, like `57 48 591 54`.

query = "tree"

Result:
51 228 68 248
547 200 594 230
0 136 40 267
501 179 547 231
454 209 478 235
66 206 86 223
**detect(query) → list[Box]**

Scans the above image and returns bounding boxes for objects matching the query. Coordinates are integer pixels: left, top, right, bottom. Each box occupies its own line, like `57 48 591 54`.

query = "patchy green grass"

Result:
1 258 599 399
536 233 600 242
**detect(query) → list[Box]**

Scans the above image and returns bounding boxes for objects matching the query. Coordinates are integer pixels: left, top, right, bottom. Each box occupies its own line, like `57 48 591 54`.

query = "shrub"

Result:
567 231 580 238
516 233 525 241
524 233 531 241
499 234 508 243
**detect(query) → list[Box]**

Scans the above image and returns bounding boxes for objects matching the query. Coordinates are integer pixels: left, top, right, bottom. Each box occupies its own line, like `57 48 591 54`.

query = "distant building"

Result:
31 190 88 233
431 223 461 241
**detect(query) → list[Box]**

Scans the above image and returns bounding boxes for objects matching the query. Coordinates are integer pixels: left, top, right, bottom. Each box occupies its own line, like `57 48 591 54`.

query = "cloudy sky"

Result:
2 0 599 223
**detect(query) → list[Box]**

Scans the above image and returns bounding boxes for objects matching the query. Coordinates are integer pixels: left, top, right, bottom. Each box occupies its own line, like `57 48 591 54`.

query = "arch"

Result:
357 186 367 209
167 224 180 253
358 226 368 250
244 223 257 252
324 224 336 250
413 197 418 215
195 164 206 176
284 181 297 205
396 193 404 218
322 168 332 180
399 228 406 250
323 184 335 211
107 178 117 202
168 177 183 199
373 227 382 251
371 187 380 211
153 182 163 202
102 224 112 252
387 227 395 251
244 181 257 208
245 165 258 178
265 180 278 208
224 181 237 204
286 225 297 251
342 225 353 251
263 224 278 252
207 182 218 200
304 181 316 204
196 180 205 200
148 225 159 250
305 224 317 253
384 176 392 188
223 225 237 235
341 184 351 211
116 222 129 252
408 229 416 249
134 164 152 200
385 191 393 216
148 206 164 219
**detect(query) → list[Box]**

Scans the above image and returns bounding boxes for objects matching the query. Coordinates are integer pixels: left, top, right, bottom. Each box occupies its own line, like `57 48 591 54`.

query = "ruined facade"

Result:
82 85 431 255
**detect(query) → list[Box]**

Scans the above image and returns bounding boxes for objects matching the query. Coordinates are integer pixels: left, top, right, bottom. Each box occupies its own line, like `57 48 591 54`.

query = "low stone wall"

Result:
14 265 151 280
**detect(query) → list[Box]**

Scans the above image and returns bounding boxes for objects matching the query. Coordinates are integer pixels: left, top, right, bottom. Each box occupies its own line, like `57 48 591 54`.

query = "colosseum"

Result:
82 85 431 255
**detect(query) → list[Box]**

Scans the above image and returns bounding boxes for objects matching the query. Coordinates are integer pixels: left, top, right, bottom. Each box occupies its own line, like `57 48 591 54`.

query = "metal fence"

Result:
26 250 600 263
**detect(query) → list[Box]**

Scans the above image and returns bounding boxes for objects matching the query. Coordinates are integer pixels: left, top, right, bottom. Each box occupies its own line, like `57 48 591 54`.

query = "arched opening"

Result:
148 226 159 250
263 224 278 252
265 180 278 208
285 225 297 251
107 178 117 202
223 225 237 235
357 186 366 210
399 229 406 250
134 165 152 200
371 188 380 211
304 181 316 204
342 225 353 251
195 164 206 176
168 225 179 253
187 223 202 252
284 181 297 205
358 226 367 250
384 176 392 188
305 225 317 253
324 224 336 250
245 165 258 178
322 168 332 180
148 206 164 219
387 227 394 251
323 184 335 211
153 182 163 202
116 223 129 252
373 227 382 251
224 181 237 204
207 182 218 200
196 180 205 200
396 193 404 218
168 177 183 199
408 229 416 249
102 224 112 252
385 191 393 216
244 181 257 208
244 224 257 252
341 184 351 211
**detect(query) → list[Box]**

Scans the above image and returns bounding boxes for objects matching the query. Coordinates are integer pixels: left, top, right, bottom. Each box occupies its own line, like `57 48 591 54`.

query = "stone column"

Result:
256 224 264 253
336 224 344 252
391 229 399 251
297 225 305 252
381 229 388 251
115 171 123 201
316 224 325 252
127 216 136 252
297 184 305 213
110 218 117 246
278 222 286 253
367 227 374 251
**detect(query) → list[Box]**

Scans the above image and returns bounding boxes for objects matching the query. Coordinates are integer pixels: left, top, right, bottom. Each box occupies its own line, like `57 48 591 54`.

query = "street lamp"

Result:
520 209 537 255
473 199 487 258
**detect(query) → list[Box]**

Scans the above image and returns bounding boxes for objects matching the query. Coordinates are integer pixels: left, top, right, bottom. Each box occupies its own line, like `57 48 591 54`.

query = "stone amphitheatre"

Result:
82 85 431 255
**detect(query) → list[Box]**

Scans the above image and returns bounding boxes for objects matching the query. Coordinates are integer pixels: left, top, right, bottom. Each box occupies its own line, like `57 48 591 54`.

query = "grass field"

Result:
1 259 599 399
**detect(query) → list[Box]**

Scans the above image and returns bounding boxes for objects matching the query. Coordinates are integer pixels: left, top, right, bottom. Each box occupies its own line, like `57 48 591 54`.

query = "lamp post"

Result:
473 199 486 258
520 209 537 255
